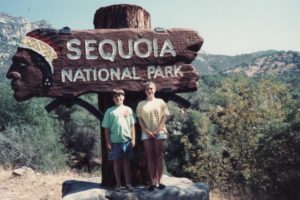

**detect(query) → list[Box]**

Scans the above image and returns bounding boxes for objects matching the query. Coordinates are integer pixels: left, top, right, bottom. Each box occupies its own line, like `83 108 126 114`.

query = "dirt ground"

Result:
0 167 101 200
0 167 225 200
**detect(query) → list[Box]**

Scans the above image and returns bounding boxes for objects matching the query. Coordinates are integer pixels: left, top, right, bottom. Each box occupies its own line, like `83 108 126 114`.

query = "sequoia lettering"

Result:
66 38 176 61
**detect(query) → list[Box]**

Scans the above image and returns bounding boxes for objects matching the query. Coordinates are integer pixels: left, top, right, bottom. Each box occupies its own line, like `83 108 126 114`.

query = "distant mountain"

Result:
193 50 282 74
0 13 52 80
222 51 300 77
193 50 300 97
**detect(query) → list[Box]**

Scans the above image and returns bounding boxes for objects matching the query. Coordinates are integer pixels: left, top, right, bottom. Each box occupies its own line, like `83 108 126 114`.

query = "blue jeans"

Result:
108 140 133 160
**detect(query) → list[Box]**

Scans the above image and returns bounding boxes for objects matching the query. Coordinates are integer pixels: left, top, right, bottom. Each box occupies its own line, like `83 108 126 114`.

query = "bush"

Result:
166 109 230 189
0 82 67 171
54 94 101 171
252 119 300 199
166 75 300 199
0 125 66 171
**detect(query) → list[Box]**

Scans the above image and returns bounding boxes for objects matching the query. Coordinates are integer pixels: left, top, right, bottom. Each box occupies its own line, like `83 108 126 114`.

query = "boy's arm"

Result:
104 128 111 150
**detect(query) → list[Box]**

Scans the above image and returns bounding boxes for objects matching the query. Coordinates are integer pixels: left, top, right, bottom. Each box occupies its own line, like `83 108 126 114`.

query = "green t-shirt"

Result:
102 105 135 143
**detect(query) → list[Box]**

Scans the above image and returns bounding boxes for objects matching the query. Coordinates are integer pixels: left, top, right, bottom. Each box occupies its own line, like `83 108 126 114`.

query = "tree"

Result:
208 75 299 198
166 108 230 188
54 94 101 172
253 101 300 199
166 74 300 199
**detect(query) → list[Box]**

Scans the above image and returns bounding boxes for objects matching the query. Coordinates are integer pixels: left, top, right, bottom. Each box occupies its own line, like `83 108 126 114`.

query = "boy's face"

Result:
113 93 124 106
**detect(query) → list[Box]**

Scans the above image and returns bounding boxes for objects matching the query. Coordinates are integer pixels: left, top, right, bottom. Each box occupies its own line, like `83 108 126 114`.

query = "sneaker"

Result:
114 186 122 192
126 185 134 192
148 185 156 191
157 183 166 190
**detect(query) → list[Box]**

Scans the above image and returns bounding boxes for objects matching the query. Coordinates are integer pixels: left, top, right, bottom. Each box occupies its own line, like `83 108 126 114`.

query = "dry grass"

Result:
0 166 100 200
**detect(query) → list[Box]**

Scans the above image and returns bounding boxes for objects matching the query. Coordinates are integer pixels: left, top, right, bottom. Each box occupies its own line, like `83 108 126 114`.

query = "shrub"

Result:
0 82 67 171
0 125 66 171
54 94 101 171
166 109 231 189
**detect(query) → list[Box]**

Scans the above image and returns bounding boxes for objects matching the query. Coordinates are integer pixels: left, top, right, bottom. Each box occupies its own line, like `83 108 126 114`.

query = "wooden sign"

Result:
6 27 203 101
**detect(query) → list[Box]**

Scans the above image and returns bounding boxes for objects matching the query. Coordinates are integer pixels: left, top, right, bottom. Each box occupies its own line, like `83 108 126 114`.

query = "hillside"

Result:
194 50 300 96
222 51 300 76
193 50 280 73
220 51 300 97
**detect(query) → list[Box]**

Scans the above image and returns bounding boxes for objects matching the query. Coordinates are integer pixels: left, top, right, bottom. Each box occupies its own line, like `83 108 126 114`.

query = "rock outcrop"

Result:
62 175 209 200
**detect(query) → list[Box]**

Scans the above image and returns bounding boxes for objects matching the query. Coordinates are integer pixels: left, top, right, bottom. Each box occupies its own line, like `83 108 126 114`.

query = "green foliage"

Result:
0 82 100 171
277 70 300 98
209 76 298 196
62 106 101 155
252 107 300 199
166 74 300 199
0 82 55 128
0 125 66 171
0 83 67 171
181 74 226 112
166 110 230 188
55 94 101 168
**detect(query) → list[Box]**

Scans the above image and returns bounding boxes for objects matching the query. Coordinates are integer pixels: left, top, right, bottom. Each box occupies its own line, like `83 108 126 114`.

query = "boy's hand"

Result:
131 140 136 148
106 142 112 151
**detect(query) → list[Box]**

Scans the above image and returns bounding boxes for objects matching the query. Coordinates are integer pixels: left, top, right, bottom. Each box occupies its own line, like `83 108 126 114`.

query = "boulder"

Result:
62 175 209 200
12 166 34 176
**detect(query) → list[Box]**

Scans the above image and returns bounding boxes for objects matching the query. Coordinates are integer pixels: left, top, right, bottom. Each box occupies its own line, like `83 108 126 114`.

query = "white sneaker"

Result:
126 185 134 192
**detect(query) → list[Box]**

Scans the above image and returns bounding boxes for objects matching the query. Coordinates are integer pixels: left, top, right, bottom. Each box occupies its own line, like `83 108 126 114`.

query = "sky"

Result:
0 0 299 55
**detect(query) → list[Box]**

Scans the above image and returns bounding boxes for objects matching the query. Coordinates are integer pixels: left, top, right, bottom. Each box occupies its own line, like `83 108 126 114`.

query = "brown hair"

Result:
111 88 125 98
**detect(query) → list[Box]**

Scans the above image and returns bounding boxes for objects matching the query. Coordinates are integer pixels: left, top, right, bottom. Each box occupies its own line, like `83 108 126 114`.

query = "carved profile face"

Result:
6 48 45 101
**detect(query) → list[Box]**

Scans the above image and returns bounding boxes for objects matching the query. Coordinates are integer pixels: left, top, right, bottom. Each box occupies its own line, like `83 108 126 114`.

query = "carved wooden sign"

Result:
6 27 203 101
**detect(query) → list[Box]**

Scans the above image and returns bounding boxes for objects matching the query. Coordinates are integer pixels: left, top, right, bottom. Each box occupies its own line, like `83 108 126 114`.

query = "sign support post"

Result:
94 4 152 186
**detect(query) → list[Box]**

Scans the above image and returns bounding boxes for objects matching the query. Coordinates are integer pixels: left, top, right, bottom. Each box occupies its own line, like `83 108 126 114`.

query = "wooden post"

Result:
94 4 151 186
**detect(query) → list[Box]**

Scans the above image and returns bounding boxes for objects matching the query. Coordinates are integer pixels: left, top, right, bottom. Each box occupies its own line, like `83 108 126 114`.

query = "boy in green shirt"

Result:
101 89 136 191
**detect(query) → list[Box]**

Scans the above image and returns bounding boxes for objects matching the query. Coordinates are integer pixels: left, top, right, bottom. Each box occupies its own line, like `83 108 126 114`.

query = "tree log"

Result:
95 4 152 186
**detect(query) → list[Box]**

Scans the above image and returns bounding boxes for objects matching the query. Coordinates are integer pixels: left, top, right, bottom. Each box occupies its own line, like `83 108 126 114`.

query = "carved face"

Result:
6 48 44 101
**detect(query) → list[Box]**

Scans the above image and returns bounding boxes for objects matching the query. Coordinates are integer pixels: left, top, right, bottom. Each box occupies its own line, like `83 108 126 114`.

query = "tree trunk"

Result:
94 4 151 29
94 4 151 186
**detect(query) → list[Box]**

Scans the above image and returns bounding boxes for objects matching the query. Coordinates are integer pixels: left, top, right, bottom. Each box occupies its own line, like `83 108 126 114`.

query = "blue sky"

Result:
1 0 299 55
